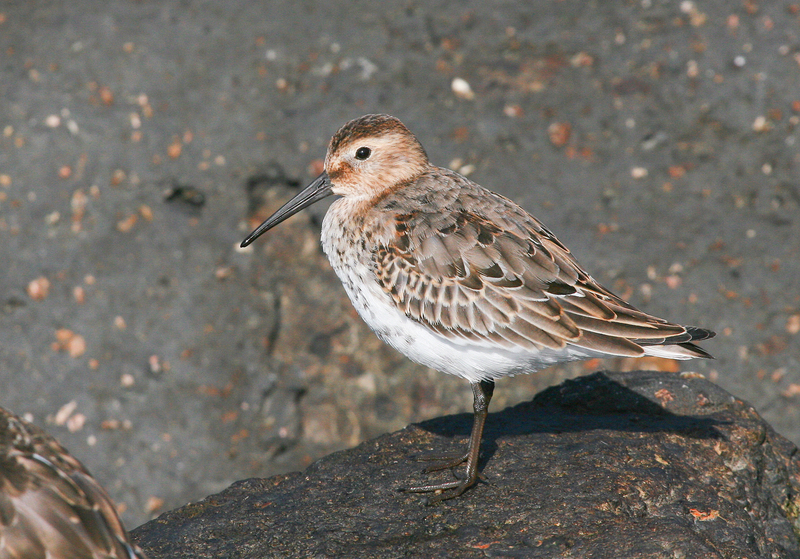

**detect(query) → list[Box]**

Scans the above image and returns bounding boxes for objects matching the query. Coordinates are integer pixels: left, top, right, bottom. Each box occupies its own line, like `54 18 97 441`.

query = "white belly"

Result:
348 267 605 380
321 243 593 382
320 201 603 382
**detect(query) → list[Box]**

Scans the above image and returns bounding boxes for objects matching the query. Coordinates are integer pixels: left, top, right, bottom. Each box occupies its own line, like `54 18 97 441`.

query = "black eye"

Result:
355 146 371 160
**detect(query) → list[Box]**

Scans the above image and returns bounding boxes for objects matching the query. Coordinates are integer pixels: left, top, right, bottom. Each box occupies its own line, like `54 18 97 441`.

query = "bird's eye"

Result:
355 147 371 160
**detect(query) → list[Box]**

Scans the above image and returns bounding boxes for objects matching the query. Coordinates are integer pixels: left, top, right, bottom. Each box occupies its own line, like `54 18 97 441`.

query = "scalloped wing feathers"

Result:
369 169 712 360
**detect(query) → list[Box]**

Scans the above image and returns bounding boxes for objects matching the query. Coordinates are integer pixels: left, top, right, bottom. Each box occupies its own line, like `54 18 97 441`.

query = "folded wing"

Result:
372 184 712 359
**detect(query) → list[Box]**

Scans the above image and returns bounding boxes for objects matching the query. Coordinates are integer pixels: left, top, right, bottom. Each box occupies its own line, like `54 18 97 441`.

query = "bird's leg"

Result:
402 379 494 503
415 380 490 472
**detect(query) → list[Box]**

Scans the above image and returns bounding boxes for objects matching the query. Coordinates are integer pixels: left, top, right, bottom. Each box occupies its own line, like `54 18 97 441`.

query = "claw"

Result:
421 452 469 473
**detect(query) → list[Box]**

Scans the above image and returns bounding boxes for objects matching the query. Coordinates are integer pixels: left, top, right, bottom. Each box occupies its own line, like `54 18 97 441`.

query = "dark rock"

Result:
132 371 800 558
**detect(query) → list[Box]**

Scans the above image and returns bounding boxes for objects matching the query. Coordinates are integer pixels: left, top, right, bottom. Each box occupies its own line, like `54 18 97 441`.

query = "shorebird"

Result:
0 406 147 558
241 114 714 503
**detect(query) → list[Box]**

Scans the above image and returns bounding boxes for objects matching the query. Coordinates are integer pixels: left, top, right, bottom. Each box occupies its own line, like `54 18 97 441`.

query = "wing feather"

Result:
370 170 713 359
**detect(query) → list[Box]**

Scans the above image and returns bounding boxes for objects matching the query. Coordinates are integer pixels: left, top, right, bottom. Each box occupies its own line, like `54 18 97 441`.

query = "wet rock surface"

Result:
132 371 800 558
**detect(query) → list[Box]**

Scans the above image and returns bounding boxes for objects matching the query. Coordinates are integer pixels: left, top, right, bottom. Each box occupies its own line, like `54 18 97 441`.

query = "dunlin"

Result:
241 114 714 503
0 406 147 558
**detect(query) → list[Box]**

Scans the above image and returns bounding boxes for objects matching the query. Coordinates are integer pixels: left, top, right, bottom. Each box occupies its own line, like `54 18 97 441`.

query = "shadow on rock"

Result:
417 371 729 470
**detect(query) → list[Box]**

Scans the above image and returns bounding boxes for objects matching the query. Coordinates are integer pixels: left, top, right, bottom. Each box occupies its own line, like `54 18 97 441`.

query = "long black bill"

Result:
240 172 333 247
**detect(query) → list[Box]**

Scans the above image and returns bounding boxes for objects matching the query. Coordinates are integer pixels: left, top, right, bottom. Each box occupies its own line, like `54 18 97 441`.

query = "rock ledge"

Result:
133 371 800 558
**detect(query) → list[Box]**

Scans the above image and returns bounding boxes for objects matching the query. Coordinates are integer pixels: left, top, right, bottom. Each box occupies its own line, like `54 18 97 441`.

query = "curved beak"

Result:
240 172 333 247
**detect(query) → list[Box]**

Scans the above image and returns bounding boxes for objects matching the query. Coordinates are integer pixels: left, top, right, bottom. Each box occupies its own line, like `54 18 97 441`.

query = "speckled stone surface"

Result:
132 372 800 559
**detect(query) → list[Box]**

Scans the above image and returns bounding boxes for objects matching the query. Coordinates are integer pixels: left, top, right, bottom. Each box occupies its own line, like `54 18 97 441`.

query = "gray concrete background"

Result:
1 1 798 528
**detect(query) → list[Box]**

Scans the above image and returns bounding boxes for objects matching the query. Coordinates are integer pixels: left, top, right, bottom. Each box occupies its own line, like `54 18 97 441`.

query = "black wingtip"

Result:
678 326 715 359
684 326 716 342
677 341 714 360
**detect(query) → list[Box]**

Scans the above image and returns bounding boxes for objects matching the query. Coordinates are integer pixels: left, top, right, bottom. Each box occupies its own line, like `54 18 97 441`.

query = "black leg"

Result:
402 379 495 503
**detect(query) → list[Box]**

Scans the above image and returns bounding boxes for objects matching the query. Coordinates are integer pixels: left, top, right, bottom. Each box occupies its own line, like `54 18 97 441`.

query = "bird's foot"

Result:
400 472 480 504
400 450 485 504
412 450 468 473
401 380 494 504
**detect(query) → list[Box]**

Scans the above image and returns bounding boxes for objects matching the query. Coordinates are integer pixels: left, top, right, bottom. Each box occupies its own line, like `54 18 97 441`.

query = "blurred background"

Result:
1 1 798 528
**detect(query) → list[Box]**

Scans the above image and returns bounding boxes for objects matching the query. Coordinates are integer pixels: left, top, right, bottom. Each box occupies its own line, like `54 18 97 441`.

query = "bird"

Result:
241 114 714 503
0 406 147 558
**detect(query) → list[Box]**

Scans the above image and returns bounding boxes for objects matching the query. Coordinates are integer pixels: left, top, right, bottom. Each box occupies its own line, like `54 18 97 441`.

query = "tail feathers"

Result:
637 325 715 360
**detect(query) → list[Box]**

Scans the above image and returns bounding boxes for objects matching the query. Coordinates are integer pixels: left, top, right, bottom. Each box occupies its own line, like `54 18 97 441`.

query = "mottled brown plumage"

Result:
367 168 713 360
241 114 714 503
0 407 146 559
